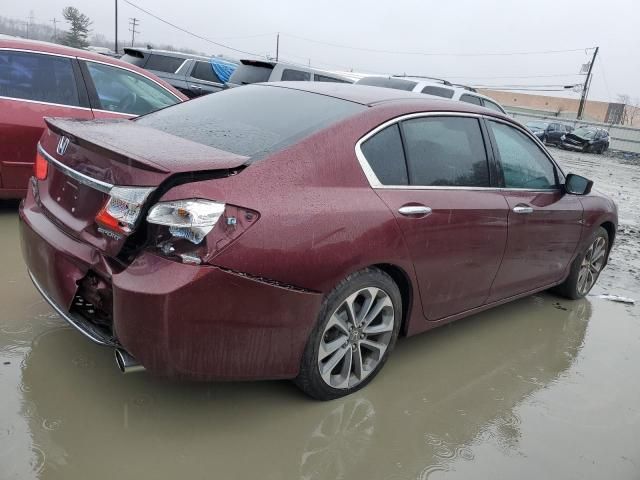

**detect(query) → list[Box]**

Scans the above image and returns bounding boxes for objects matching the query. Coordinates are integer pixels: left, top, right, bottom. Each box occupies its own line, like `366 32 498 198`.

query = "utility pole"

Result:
128 17 140 47
577 46 599 120
115 0 118 53
275 32 279 62
27 11 35 39
51 18 58 42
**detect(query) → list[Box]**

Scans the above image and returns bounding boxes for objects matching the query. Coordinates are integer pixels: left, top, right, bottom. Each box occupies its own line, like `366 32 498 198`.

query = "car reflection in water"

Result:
18 294 590 479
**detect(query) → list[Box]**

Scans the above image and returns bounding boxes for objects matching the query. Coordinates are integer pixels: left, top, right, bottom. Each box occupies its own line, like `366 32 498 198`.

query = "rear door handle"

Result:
513 205 534 214
190 85 202 89
398 205 432 216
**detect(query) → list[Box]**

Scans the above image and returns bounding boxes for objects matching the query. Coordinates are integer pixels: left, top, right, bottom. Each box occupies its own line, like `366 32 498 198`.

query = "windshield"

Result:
527 121 548 130
573 127 596 139
136 84 366 161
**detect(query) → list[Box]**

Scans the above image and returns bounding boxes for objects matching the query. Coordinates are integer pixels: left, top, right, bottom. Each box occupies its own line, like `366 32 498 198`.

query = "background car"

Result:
20 83 616 400
355 75 507 113
0 38 186 199
526 121 571 145
560 126 610 154
120 47 238 97
226 59 354 87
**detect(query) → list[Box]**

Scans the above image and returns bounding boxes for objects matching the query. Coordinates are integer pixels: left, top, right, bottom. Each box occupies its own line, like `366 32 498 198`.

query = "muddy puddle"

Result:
1 150 639 479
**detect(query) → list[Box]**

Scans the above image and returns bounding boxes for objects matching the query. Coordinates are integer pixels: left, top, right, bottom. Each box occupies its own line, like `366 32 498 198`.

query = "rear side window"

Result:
360 124 408 185
314 74 349 83
0 50 80 106
356 77 417 91
85 61 179 115
421 86 454 98
401 117 490 187
482 99 504 113
191 61 221 83
136 85 365 160
144 54 184 73
488 121 557 189
281 69 310 81
459 94 482 106
228 64 273 85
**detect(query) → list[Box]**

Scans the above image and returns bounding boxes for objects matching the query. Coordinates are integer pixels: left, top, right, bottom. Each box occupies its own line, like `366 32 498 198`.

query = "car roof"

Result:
0 37 187 100
261 82 510 116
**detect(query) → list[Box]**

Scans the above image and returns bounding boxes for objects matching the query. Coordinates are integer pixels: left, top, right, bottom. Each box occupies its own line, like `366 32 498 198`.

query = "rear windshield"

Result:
356 77 417 91
136 85 366 161
228 64 273 85
120 52 146 67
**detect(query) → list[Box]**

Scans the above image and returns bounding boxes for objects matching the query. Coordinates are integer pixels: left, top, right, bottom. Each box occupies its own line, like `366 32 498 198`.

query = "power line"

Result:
121 0 264 57
280 33 596 57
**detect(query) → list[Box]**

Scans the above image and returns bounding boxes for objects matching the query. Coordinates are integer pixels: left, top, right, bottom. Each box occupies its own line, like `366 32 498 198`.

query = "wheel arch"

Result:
600 221 616 254
372 263 413 336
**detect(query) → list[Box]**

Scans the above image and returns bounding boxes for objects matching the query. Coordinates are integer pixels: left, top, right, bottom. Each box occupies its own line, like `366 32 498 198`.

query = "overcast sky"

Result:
5 0 639 102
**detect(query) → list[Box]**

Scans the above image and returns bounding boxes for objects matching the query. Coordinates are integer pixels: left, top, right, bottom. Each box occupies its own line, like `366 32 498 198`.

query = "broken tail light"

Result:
146 198 258 264
95 186 155 236
34 151 48 181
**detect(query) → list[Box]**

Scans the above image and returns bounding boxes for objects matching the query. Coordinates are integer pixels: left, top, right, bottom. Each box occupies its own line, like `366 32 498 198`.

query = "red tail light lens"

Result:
34 152 48 180
94 186 155 237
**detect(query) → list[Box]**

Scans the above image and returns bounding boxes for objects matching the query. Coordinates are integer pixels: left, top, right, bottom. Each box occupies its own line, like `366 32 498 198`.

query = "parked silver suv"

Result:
356 75 506 113
227 59 354 87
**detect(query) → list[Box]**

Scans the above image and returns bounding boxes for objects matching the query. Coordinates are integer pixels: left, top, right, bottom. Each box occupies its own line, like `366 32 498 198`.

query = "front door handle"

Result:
398 205 432 216
513 205 534 214
191 85 202 90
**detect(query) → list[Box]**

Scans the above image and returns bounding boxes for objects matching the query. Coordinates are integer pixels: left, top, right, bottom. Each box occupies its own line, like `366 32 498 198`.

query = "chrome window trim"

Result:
92 109 136 118
83 58 183 101
173 58 190 74
0 47 75 59
0 95 92 111
38 143 114 194
355 111 564 191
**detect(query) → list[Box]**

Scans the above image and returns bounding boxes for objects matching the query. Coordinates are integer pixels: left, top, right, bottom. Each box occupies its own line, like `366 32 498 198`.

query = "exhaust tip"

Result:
114 348 145 374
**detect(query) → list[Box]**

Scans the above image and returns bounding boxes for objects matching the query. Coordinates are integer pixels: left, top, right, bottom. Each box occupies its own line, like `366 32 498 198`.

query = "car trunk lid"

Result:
37 118 248 257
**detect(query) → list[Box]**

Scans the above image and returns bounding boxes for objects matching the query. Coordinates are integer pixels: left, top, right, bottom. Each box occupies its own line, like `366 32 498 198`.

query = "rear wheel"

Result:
553 227 609 299
295 268 402 400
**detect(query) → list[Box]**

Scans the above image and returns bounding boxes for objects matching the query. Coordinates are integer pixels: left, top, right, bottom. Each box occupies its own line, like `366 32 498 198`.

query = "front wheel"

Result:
553 227 609 299
295 268 402 400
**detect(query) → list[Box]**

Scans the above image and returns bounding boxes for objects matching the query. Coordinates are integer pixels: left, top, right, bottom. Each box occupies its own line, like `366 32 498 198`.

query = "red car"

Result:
19 83 617 399
0 37 186 199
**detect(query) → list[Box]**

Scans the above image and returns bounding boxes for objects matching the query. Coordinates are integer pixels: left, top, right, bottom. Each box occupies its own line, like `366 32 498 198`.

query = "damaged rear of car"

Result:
19 84 366 380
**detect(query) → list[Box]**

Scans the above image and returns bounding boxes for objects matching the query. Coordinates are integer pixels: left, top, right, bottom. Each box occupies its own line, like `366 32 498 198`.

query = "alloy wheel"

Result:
577 237 607 296
317 287 395 389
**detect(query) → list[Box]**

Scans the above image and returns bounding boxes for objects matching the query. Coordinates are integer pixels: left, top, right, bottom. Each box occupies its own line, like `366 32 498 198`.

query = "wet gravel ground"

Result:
0 148 638 480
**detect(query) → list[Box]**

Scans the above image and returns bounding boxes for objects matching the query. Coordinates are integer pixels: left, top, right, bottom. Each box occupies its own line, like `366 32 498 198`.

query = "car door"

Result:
360 115 509 321
186 60 225 96
79 60 181 118
0 49 93 196
485 120 583 302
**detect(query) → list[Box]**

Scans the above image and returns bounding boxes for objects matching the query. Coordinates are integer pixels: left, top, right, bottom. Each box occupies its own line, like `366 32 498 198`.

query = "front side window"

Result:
143 54 184 73
401 117 490 187
459 94 483 106
360 124 408 185
191 61 221 83
85 62 179 115
0 50 80 106
281 69 311 81
421 85 454 98
488 121 558 190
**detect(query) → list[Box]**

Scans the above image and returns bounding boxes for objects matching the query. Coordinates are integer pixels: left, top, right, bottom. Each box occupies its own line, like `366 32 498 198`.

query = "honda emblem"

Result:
56 136 70 156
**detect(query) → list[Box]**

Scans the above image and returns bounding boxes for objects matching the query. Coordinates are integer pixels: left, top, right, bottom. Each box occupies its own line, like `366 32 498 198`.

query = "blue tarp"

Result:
210 58 238 84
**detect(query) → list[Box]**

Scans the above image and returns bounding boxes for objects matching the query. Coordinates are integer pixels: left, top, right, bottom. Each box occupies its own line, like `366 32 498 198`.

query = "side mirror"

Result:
564 173 593 195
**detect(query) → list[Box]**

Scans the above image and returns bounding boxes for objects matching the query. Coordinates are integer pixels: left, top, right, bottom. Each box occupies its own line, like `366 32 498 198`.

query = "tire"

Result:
541 135 547 144
553 227 609 300
295 268 402 400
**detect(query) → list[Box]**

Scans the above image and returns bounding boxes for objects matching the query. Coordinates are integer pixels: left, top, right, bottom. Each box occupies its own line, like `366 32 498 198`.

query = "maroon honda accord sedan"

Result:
19 82 617 399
